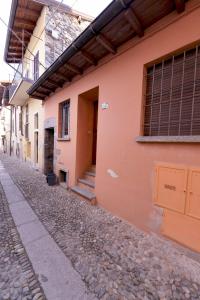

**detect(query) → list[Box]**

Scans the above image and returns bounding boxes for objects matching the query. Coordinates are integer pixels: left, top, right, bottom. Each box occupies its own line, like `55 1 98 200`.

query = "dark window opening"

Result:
59 170 67 183
144 45 200 136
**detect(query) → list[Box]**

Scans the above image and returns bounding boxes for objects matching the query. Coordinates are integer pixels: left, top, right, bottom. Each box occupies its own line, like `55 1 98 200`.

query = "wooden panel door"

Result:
155 164 188 214
186 168 200 220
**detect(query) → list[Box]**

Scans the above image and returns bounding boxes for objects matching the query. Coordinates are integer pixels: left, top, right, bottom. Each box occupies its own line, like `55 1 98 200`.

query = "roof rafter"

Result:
38 86 52 93
124 8 144 37
80 50 97 65
96 34 116 54
56 71 70 82
33 91 47 98
65 63 82 75
47 78 63 88
175 0 185 13
18 5 41 16
15 18 35 27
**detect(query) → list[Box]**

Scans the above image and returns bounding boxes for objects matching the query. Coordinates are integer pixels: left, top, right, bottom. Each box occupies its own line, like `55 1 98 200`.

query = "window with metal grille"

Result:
144 45 200 136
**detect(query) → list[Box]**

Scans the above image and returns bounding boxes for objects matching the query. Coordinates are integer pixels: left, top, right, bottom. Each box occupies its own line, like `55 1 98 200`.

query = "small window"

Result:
144 45 200 136
25 105 29 140
33 51 39 81
59 100 70 138
34 113 39 130
19 107 23 135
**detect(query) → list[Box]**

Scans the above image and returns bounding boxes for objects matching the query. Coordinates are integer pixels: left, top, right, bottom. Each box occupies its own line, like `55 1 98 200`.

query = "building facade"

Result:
0 82 11 155
29 0 200 253
4 0 92 170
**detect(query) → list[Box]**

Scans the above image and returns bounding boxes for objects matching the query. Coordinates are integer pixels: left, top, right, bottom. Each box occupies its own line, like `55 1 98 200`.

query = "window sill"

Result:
57 137 70 142
136 136 200 143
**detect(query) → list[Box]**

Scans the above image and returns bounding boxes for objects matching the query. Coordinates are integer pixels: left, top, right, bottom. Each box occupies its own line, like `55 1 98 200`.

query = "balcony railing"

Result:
9 60 34 101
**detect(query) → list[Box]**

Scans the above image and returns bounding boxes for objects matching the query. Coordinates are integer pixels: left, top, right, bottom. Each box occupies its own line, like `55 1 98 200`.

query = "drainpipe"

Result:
9 106 12 156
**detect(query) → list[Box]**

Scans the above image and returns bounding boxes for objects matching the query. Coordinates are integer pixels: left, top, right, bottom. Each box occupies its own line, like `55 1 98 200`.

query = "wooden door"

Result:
92 101 98 165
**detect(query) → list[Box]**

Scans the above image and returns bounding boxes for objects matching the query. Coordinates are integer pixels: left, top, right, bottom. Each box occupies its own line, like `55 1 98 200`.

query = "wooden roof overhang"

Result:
4 0 93 64
28 0 187 100
4 0 45 63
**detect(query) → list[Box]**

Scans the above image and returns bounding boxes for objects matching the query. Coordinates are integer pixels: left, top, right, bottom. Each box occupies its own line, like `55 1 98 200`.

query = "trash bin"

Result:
46 172 56 186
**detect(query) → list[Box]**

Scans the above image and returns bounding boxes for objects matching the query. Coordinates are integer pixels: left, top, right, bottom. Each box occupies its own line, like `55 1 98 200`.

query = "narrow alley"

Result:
0 153 200 300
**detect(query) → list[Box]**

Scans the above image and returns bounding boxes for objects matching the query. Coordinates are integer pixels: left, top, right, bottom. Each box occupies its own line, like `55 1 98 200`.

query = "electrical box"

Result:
154 164 187 214
186 168 200 220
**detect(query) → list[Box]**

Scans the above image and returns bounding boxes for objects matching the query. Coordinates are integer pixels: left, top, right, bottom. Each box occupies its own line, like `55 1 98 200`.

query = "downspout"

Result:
10 106 12 156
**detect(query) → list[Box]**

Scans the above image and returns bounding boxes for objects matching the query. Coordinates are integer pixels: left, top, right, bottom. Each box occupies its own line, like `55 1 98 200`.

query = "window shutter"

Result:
144 45 200 136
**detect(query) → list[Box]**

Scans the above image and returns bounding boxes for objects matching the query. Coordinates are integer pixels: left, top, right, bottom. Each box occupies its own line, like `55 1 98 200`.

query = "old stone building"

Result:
3 0 93 171
45 6 91 67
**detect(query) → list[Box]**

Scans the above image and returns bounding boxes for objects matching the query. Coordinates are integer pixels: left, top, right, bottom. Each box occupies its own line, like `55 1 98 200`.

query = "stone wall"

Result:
45 6 91 68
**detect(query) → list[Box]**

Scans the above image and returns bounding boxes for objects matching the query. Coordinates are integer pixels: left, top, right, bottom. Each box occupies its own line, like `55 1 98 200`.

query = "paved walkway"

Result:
0 161 96 300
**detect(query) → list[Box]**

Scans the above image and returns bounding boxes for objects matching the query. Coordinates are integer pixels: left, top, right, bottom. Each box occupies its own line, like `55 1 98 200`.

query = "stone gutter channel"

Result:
0 161 97 300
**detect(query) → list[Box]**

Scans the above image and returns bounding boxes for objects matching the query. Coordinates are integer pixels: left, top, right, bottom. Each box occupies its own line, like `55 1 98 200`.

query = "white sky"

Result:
0 0 112 81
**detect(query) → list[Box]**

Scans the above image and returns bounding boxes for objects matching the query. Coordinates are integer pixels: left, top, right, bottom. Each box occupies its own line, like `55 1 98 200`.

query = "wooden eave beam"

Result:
12 36 29 42
34 91 47 98
18 6 41 16
80 50 96 65
124 8 144 37
175 0 185 13
96 34 116 54
32 93 45 100
7 50 22 55
55 71 70 82
47 79 63 88
65 63 82 75
15 18 35 27
38 86 52 93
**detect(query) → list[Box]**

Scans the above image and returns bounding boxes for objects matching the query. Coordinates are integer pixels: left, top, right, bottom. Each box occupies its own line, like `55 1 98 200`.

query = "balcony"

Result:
9 61 35 106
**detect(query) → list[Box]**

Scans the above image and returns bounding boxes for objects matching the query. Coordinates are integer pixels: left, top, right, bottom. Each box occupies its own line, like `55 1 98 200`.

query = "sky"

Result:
0 0 112 81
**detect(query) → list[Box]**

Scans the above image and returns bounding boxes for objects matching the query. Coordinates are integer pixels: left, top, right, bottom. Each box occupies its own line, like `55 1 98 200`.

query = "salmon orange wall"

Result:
44 2 200 232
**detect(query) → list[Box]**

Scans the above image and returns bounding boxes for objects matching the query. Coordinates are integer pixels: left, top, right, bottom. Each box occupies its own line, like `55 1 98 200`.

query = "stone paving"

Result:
0 172 45 300
1 153 200 300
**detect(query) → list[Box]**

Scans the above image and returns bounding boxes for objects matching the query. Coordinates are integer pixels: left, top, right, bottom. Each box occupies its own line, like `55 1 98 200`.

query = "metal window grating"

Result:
144 45 200 136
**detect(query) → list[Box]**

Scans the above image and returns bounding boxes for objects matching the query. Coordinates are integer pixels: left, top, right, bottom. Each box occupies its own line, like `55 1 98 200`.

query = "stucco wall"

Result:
23 7 46 78
11 7 46 170
44 2 200 231
0 106 11 154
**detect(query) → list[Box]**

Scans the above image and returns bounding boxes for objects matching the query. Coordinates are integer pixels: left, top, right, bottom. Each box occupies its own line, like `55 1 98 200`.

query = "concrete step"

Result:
71 186 96 205
77 180 94 193
78 178 95 188
85 171 96 177
84 171 96 183
90 165 96 172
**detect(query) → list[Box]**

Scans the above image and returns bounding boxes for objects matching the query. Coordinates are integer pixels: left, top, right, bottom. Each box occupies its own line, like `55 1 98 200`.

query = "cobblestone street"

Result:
0 153 200 300
0 170 45 300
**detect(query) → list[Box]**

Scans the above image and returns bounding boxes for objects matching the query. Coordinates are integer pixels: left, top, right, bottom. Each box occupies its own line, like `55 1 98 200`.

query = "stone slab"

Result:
0 177 14 186
9 201 37 226
3 184 25 204
17 219 48 245
26 235 95 300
